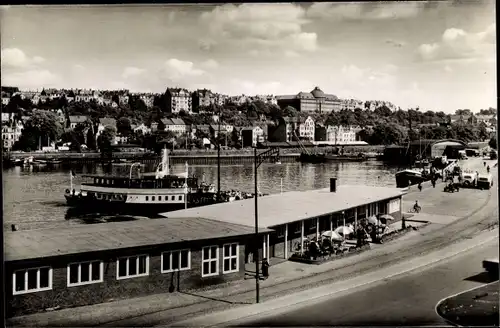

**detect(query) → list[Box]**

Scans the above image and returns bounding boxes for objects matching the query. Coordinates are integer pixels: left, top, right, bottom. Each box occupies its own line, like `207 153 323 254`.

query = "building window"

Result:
116 255 149 280
309 219 317 231
178 195 182 201
13 267 52 295
162 250 191 273
171 196 175 201
67 261 103 287
277 226 285 238
222 243 239 274
152 196 155 201
201 246 219 277
145 196 149 201
294 222 302 234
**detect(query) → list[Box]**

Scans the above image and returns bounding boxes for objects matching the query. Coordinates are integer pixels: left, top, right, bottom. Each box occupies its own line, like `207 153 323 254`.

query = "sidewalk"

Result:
7 158 497 327
174 228 499 327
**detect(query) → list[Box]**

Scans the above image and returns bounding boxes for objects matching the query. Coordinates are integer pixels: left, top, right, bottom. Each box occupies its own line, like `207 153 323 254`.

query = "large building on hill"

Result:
165 88 192 114
276 87 342 113
191 89 214 113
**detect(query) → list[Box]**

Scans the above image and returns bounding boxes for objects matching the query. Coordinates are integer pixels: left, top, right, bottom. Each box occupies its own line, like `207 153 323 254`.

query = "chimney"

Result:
330 178 337 193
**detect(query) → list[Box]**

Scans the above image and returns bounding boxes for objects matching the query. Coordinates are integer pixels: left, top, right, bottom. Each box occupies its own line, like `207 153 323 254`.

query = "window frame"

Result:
201 246 219 277
67 260 104 287
222 243 239 274
116 254 150 280
161 249 191 273
12 266 53 295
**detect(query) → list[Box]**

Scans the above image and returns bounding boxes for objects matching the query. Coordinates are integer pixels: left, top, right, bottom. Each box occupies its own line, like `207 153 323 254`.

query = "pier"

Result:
5 151 300 165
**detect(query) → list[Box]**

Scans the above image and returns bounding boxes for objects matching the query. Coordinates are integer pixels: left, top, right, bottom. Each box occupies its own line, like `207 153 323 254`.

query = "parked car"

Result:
483 258 499 279
465 149 480 157
477 174 493 190
490 150 498 160
461 171 478 187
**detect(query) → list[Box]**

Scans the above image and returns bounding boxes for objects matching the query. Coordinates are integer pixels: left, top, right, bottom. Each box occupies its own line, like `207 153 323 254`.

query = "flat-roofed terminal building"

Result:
163 179 405 264
5 218 271 317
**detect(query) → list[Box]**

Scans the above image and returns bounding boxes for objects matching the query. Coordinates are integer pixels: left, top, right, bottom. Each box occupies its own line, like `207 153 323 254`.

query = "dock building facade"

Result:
5 218 272 317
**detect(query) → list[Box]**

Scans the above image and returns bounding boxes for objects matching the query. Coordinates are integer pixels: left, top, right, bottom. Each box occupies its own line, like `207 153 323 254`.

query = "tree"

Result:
477 124 489 141
97 126 116 157
14 110 63 151
86 127 97 150
116 117 132 136
229 128 242 149
61 130 84 151
283 106 298 117
489 136 497 149
369 122 407 145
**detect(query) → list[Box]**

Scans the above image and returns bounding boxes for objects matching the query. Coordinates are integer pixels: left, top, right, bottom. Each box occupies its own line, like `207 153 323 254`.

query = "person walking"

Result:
418 182 422 192
261 258 270 280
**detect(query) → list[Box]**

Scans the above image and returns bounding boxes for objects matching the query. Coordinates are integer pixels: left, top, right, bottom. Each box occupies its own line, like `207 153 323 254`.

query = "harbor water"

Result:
3 160 400 231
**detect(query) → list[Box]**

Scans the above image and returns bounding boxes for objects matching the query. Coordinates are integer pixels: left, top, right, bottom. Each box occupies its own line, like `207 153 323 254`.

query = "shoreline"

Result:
5 149 384 165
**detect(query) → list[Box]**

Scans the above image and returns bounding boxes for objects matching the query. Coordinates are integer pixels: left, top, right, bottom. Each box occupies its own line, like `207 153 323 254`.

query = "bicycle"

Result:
409 206 421 213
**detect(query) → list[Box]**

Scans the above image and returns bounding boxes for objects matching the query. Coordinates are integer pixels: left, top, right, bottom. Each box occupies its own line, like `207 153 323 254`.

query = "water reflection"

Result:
3 160 400 230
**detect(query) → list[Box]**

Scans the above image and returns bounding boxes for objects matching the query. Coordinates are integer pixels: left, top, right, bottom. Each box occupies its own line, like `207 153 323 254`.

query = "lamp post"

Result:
217 107 221 202
254 147 280 304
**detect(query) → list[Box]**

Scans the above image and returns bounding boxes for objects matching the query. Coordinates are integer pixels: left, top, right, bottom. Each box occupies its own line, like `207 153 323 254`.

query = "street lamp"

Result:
217 107 221 202
254 147 280 304
129 162 141 180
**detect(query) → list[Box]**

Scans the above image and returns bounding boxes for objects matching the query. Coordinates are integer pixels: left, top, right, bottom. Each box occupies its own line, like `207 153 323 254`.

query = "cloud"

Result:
2 69 60 89
1 48 46 68
307 2 428 20
227 79 282 95
334 63 415 105
1 48 59 89
417 24 496 62
163 59 205 79
385 39 405 48
122 66 146 79
199 4 317 55
200 59 219 70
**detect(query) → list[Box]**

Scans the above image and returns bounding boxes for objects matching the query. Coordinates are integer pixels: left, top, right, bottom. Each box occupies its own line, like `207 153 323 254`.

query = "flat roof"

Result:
162 185 404 229
5 217 272 262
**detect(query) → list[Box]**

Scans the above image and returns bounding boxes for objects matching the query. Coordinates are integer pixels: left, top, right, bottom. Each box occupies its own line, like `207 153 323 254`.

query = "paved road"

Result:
231 239 499 327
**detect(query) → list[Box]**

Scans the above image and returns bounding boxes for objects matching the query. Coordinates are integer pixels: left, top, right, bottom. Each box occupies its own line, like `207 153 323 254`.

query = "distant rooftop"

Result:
162 185 405 229
5 217 272 262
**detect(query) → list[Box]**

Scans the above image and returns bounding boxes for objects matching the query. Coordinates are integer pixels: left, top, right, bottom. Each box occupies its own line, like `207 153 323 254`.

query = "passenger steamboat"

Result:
64 149 219 214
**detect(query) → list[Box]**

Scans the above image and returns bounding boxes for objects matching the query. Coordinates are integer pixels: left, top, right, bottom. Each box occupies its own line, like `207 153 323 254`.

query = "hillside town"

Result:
1 85 497 153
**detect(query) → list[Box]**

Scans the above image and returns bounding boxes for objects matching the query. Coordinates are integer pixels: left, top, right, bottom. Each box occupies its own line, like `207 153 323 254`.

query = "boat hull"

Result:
298 153 327 163
395 171 433 188
65 192 220 215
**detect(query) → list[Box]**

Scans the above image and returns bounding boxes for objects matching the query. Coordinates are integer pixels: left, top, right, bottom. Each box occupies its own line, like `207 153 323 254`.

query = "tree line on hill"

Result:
5 94 497 153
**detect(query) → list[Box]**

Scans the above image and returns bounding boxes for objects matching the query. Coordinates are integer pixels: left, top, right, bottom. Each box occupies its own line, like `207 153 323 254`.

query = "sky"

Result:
0 1 496 113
